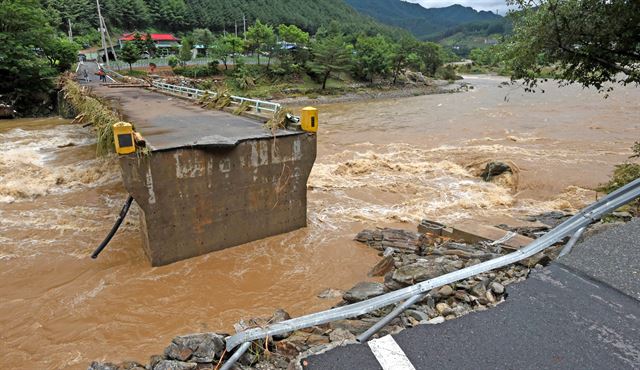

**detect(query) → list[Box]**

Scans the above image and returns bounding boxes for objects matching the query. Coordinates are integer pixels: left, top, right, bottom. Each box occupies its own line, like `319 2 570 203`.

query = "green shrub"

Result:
173 65 220 78
168 56 179 68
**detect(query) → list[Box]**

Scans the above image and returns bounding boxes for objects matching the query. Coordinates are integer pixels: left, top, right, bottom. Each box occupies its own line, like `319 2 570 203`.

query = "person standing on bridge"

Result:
97 68 106 83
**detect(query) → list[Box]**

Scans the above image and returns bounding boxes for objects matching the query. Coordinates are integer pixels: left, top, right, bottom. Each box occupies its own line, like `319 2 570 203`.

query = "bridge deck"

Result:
91 84 298 151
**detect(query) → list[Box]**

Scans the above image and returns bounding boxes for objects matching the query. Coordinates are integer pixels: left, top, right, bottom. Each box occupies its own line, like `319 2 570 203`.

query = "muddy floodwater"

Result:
1 76 638 369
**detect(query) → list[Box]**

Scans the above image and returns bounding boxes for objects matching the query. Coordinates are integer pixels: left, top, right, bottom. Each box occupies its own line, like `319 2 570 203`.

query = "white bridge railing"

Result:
152 81 281 114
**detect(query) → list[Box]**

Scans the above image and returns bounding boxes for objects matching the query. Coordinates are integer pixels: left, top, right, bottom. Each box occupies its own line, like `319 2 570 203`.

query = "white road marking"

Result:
368 335 416 370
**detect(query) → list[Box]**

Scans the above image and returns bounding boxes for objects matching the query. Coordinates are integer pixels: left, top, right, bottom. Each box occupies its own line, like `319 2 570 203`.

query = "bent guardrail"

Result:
152 81 281 114
226 178 640 350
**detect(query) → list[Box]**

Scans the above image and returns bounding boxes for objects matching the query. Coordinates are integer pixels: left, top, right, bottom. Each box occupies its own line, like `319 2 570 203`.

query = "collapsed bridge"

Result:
86 73 317 266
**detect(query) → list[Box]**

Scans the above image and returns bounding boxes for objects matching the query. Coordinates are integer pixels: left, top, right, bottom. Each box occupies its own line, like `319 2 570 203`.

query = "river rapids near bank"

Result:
1 76 638 369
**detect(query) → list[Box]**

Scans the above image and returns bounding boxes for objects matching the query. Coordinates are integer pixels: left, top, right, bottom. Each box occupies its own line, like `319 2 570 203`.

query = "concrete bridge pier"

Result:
119 133 316 266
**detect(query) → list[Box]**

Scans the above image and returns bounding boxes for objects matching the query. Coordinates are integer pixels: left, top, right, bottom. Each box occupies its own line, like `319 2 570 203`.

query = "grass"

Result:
61 75 121 156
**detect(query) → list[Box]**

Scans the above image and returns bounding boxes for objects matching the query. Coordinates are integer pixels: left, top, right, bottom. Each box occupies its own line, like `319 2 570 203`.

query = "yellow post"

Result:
301 107 318 133
112 122 136 155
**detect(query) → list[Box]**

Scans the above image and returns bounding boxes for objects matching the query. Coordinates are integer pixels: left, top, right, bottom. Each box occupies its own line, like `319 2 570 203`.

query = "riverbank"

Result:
87 212 637 370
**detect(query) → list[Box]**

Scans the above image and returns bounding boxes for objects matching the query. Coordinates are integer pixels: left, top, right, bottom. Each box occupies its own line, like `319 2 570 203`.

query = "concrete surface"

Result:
119 125 316 266
92 85 300 151
304 263 640 370
561 218 640 300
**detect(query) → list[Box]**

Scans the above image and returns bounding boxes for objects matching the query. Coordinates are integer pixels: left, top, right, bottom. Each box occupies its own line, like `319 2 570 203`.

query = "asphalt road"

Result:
561 218 640 300
304 220 640 370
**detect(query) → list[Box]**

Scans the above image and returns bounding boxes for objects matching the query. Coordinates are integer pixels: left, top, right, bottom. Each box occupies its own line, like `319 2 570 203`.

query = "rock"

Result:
490 282 505 294
368 255 395 277
329 328 356 343
343 282 386 303
438 285 454 297
149 355 164 369
254 362 278 370
317 288 344 299
480 162 512 182
392 259 459 285
404 71 427 85
276 330 329 355
384 272 405 291
270 309 292 340
164 333 225 363
87 362 119 370
435 302 452 316
153 360 197 370
329 319 376 335
355 228 420 254
445 314 456 320
454 290 472 303
486 291 496 303
405 309 429 322
452 303 471 317
427 316 445 324
469 279 488 298
119 361 146 370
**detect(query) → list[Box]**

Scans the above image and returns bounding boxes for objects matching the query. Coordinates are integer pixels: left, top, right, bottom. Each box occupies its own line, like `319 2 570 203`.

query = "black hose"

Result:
91 195 134 259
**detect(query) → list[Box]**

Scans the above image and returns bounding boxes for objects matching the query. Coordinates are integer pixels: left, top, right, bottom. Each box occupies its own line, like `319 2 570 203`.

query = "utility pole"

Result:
68 19 73 41
96 0 109 67
102 16 119 63
235 21 238 37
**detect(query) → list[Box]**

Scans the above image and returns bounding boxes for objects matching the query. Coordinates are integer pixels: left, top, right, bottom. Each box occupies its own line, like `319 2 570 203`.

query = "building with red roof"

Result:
118 33 181 56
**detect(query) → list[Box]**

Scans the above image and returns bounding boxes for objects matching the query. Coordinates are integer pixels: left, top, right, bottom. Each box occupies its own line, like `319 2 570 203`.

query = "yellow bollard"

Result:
112 122 136 155
301 107 318 133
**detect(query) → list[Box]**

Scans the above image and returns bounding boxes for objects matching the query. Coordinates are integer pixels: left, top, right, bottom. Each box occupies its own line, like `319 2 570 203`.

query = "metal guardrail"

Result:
152 81 281 114
225 178 640 350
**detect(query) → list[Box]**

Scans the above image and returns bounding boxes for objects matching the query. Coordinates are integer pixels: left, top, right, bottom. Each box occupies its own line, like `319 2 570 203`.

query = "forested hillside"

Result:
344 0 506 39
43 0 402 38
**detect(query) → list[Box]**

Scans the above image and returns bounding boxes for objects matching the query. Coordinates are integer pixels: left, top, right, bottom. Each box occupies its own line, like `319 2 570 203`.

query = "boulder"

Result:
153 361 197 370
490 281 505 294
270 309 292 340
480 162 512 182
343 282 386 303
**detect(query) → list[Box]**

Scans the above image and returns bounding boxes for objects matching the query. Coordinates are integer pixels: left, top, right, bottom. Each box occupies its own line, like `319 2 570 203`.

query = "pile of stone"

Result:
89 226 551 370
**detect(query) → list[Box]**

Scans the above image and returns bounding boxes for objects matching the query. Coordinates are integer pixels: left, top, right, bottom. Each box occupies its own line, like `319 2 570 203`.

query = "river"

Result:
1 75 638 369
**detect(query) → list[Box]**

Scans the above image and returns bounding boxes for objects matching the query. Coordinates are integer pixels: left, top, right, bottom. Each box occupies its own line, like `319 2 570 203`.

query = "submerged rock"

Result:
480 161 512 182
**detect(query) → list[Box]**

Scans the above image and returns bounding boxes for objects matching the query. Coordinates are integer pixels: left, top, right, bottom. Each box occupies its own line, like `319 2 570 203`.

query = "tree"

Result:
212 34 243 70
306 36 352 90
278 24 309 46
179 37 192 65
192 28 214 55
277 24 310 72
0 0 78 113
245 20 276 66
416 42 443 77
120 43 141 71
503 0 640 93
353 35 392 84
390 37 420 84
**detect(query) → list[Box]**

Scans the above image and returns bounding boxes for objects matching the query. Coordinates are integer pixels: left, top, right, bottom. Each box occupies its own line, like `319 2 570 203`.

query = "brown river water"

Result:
1 75 638 369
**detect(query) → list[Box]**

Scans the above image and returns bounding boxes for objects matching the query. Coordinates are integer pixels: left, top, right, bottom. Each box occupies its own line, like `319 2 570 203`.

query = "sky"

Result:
406 0 511 14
